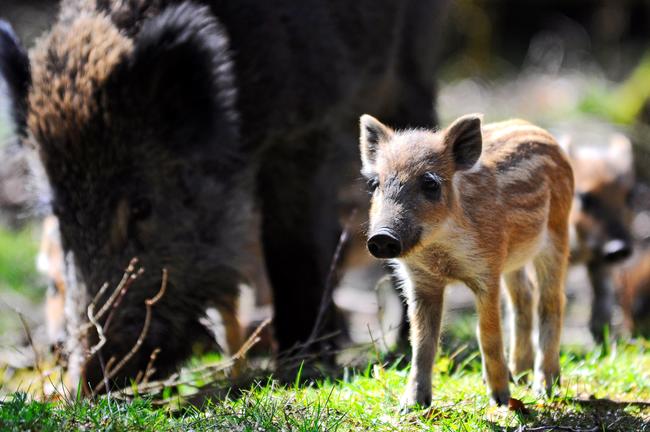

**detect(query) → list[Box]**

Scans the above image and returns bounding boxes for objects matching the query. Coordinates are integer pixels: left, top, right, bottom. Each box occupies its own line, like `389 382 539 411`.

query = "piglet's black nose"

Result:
602 239 632 263
367 230 402 258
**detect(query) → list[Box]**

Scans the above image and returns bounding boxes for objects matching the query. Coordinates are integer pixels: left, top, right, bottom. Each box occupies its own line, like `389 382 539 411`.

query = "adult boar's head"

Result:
0 4 252 390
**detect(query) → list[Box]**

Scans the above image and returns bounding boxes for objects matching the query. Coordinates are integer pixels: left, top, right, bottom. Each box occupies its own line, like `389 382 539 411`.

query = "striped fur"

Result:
359 115 574 409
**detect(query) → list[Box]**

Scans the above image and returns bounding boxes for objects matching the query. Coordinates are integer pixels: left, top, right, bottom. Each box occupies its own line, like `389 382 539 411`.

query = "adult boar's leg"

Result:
258 142 346 359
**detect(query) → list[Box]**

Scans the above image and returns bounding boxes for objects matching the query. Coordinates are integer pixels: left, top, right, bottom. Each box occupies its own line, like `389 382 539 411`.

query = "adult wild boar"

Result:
0 0 445 390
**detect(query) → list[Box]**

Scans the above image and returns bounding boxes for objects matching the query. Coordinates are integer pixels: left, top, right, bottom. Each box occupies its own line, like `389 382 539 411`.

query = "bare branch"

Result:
86 303 106 357
90 268 168 397
103 267 145 333
141 348 161 385
145 268 167 306
79 258 146 396
233 317 272 360
93 258 140 325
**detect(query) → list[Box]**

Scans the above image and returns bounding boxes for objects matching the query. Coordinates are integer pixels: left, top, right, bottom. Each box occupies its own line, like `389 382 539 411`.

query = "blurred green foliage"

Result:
0 225 42 301
580 53 650 124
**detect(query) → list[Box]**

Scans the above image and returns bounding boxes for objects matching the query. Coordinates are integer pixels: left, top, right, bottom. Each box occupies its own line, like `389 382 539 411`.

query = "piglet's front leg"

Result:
401 280 445 412
476 282 511 406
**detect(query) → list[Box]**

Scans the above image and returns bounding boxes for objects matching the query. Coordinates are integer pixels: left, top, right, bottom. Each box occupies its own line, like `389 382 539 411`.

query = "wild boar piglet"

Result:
359 114 574 409
566 133 635 342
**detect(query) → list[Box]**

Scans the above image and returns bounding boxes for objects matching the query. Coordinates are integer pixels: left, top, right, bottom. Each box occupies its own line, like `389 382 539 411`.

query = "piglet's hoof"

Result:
399 390 432 413
533 371 560 398
399 401 429 415
490 388 511 406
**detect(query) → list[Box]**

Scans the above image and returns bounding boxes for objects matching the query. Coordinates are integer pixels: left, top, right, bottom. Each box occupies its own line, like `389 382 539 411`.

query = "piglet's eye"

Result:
422 172 442 200
367 177 379 194
579 192 597 212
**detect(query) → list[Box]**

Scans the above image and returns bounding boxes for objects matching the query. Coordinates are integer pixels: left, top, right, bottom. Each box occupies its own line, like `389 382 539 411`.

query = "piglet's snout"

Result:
602 239 632 263
367 229 402 259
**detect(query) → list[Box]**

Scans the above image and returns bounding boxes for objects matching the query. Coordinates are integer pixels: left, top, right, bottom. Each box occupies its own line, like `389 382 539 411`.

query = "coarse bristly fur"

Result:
360 114 574 410
27 3 249 391
0 0 449 392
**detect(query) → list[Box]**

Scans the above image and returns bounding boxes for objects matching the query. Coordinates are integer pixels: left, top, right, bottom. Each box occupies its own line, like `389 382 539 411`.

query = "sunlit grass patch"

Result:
2 339 648 431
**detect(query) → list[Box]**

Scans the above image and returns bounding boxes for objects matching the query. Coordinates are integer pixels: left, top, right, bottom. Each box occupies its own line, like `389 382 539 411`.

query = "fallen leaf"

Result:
508 397 530 414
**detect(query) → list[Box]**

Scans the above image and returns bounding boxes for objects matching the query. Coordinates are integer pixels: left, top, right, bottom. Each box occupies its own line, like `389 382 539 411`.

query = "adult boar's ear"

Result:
115 3 238 151
445 114 483 170
0 20 31 138
359 114 393 176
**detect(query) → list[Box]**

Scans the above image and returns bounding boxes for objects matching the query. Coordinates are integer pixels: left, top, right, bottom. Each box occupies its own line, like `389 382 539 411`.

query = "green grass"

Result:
1 340 648 431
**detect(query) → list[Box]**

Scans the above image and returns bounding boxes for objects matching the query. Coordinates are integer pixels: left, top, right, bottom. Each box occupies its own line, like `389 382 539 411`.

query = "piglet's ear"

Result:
113 3 237 150
0 20 30 137
359 114 393 175
445 114 482 170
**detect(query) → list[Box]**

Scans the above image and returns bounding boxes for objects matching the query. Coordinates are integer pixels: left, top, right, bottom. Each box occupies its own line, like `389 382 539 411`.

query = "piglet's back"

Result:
481 120 569 170
479 119 574 209
457 119 574 268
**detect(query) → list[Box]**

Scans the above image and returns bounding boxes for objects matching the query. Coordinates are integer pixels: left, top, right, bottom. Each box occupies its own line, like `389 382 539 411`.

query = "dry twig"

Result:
137 347 161 386
77 258 145 396
89 268 168 397
83 258 143 357
233 317 272 360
